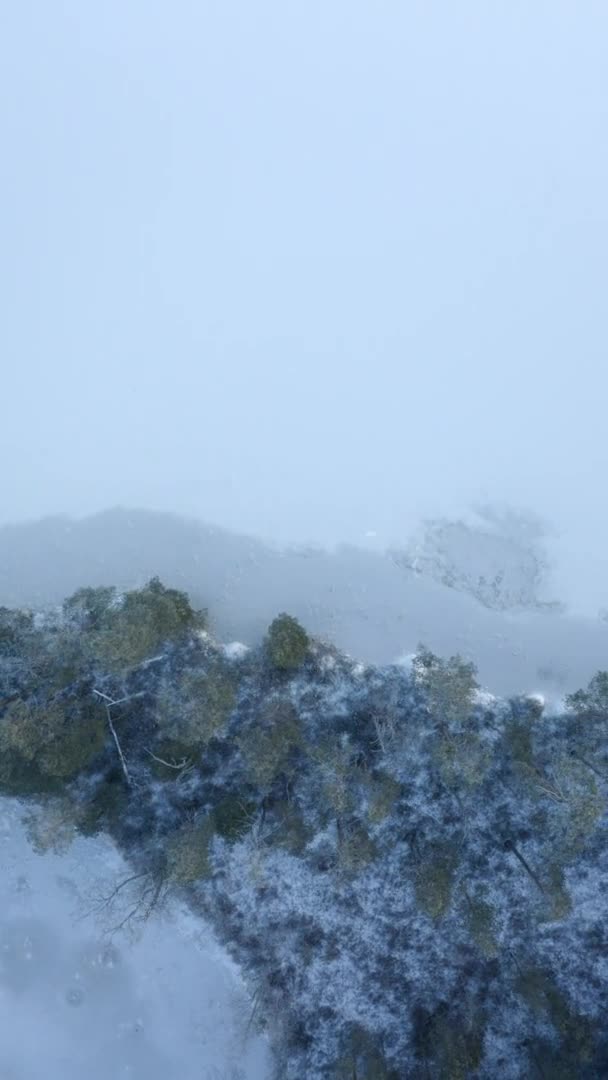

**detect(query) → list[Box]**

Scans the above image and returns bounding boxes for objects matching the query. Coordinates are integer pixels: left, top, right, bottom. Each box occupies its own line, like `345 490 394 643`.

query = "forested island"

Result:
1 578 606 1078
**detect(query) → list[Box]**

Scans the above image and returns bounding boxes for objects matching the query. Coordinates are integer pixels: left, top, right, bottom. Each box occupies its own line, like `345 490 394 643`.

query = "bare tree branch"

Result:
506 840 545 895
93 688 134 785
571 751 607 780
80 866 170 937
144 747 192 771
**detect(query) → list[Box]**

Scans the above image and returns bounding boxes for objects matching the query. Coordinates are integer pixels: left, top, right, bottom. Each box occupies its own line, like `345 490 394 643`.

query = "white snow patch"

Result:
472 687 497 707
525 692 546 707
222 641 250 660
392 651 417 672
549 694 568 716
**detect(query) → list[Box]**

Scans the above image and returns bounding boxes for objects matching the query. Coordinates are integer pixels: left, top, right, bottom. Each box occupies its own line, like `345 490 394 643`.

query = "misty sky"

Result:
1 2 607 602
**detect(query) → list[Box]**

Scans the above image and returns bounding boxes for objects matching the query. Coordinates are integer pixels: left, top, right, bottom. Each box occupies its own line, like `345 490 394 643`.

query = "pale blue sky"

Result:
1 2 607 604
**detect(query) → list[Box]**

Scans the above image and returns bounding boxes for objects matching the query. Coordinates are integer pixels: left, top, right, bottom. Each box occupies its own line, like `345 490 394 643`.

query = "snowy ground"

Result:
0 799 272 1080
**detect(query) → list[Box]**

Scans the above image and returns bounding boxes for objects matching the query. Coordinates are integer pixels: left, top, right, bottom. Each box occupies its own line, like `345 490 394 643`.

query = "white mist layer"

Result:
0 799 272 1080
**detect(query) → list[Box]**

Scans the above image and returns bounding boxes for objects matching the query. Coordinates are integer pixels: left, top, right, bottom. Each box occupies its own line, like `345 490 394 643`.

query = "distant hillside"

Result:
1 507 607 697
0 508 268 613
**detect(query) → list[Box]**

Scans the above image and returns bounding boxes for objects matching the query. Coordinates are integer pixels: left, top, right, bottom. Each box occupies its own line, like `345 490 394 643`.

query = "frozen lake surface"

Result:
0 799 272 1080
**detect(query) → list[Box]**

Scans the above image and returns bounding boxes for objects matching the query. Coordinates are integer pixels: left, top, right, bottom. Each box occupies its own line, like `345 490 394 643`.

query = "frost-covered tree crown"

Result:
0 581 606 1078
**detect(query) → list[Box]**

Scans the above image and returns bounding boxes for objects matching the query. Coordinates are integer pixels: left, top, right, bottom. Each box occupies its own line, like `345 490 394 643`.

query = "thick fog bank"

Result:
1 509 607 699
0 798 271 1080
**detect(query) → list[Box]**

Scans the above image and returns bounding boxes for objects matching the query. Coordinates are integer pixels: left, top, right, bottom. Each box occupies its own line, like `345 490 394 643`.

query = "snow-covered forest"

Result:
1 577 606 1078
4 1 608 1075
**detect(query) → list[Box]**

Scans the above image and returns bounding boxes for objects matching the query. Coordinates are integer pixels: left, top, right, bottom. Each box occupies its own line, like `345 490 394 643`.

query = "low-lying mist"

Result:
1 505 607 701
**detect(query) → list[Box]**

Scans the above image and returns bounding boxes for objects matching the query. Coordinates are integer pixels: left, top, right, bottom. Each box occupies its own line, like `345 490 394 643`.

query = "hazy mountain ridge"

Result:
2 507 608 698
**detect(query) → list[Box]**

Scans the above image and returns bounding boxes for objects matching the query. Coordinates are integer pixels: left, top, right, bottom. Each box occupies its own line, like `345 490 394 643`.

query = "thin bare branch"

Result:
92 872 149 911
92 689 146 706
93 688 133 785
105 703 131 784
144 748 191 770
92 689 114 703
110 691 146 706
508 842 545 895
245 986 261 1039
535 780 567 804
572 751 607 779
